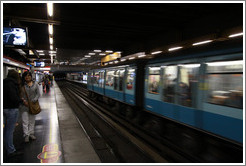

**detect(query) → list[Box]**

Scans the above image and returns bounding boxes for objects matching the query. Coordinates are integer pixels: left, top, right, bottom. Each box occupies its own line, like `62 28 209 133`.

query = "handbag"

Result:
24 86 41 115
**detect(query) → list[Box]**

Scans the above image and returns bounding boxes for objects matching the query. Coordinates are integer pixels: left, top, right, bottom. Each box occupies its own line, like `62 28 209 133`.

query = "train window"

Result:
206 60 243 109
163 66 177 103
94 72 100 85
98 71 105 87
126 68 135 90
89 72 96 84
148 67 160 94
106 70 114 87
177 64 200 107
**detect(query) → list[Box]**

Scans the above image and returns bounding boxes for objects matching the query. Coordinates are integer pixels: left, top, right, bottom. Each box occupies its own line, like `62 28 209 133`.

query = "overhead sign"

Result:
101 52 121 64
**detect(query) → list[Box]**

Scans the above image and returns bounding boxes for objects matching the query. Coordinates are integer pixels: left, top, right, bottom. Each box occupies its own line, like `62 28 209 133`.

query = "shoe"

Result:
24 136 29 143
29 135 36 140
8 151 23 158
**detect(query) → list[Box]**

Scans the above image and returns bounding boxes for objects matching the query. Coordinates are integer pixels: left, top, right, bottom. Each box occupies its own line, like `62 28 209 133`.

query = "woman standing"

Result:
20 71 40 143
3 70 26 157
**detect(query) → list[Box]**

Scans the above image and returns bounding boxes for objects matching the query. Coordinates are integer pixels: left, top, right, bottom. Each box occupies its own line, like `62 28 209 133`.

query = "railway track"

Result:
57 80 243 163
56 81 193 163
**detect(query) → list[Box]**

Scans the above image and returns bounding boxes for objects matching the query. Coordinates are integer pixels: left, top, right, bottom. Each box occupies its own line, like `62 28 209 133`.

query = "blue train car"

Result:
88 65 137 106
144 44 243 143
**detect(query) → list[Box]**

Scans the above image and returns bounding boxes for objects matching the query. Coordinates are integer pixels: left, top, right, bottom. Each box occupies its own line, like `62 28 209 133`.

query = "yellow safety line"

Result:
39 87 61 163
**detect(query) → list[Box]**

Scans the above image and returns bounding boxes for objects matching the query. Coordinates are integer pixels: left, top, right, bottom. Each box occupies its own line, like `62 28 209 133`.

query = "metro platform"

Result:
3 81 101 163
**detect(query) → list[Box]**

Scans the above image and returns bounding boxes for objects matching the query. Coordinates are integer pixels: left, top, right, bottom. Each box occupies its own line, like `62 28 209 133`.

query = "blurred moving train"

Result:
86 38 243 145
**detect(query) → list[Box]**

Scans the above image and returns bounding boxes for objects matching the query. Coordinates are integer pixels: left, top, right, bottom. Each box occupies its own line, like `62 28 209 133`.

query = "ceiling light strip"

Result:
138 54 146 58
49 37 53 44
151 51 162 55
168 46 183 51
228 32 243 38
47 3 53 17
48 24 53 35
192 40 212 46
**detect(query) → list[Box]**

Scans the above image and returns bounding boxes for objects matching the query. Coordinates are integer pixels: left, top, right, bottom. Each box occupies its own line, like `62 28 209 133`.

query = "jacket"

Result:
3 77 23 109
19 82 40 112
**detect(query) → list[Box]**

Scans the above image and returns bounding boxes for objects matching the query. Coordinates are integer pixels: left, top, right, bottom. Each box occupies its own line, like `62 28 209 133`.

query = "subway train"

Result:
86 38 243 145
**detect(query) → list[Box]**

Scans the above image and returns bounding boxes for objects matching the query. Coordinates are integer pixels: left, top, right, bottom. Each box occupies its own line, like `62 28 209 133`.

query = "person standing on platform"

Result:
3 69 26 157
19 71 40 143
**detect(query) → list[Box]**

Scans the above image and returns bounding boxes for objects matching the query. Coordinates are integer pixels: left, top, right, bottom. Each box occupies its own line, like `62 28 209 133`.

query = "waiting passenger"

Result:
19 71 40 143
42 74 50 92
3 70 26 157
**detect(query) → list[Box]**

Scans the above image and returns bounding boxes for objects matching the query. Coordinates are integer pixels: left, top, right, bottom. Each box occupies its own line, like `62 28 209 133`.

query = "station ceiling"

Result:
3 3 243 65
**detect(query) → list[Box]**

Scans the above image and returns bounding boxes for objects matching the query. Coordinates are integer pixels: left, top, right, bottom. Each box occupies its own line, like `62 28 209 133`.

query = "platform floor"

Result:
3 81 101 163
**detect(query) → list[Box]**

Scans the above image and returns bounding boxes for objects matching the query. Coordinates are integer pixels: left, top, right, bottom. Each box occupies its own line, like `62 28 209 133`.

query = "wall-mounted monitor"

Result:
3 27 28 47
34 61 45 67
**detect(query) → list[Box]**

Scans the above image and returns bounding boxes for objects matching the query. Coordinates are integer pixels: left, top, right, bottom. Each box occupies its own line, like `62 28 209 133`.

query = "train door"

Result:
177 64 200 107
98 70 105 95
93 71 100 93
118 69 125 101
202 59 243 143
162 65 178 104
125 67 136 105
144 66 162 113
87 71 93 90
105 69 115 98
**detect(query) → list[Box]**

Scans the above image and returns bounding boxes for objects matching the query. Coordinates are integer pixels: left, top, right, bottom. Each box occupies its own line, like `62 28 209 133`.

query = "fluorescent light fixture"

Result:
116 51 122 54
179 64 200 68
29 50 34 55
99 53 106 56
121 59 126 61
94 50 101 52
40 67 51 71
129 57 135 60
105 63 108 65
149 67 160 71
15 49 26 55
49 37 53 44
36 50 44 53
192 40 212 46
50 45 53 50
39 53 45 56
49 54 56 56
89 53 95 55
49 51 56 53
114 61 119 64
47 3 53 17
109 62 113 64
151 51 162 55
138 54 146 58
85 55 91 58
229 32 243 38
106 50 113 53
48 24 53 35
206 60 243 66
168 46 183 51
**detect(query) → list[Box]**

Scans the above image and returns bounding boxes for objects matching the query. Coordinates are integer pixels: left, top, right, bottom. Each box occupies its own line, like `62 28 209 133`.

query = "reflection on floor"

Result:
3 84 64 163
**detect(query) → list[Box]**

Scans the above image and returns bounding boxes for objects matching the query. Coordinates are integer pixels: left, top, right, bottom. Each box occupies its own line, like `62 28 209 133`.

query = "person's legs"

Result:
3 109 19 154
29 114 36 138
22 111 29 136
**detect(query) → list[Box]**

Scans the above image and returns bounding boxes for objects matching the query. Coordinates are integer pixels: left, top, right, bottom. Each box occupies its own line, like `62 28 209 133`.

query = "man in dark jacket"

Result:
3 69 27 157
